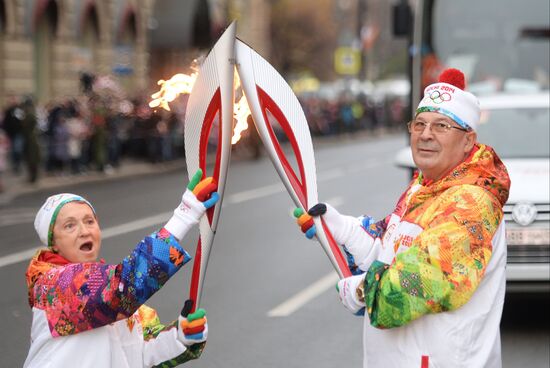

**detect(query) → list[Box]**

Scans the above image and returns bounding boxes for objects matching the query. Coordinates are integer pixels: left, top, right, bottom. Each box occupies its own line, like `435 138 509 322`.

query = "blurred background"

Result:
0 0 412 191
0 1 548 367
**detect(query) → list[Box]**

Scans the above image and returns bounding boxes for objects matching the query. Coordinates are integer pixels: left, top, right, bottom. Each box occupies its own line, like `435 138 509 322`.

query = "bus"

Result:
394 0 549 109
393 0 550 292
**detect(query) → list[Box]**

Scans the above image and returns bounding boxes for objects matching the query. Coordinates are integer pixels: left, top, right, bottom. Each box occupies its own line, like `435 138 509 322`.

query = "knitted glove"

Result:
164 169 219 240
178 301 208 346
336 273 366 316
293 203 360 245
293 207 317 239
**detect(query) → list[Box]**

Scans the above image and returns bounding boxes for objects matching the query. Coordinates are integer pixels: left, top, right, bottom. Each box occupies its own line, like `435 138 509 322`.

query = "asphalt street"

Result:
0 133 548 367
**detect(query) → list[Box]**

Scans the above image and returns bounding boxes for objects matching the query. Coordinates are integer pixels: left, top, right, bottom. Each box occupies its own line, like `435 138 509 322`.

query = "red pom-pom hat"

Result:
416 68 480 130
438 68 466 90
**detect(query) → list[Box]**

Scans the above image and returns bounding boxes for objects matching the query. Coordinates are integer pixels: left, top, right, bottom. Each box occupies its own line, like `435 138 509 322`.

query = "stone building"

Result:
0 0 156 106
148 0 271 83
0 0 274 105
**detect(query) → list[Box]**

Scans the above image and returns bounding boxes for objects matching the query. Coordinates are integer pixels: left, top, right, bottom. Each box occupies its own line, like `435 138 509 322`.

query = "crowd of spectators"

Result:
0 75 185 192
0 75 408 193
300 92 407 137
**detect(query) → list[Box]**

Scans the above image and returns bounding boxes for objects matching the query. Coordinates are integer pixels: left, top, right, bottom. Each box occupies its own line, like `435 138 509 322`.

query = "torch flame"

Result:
149 72 198 111
149 66 252 144
232 95 252 145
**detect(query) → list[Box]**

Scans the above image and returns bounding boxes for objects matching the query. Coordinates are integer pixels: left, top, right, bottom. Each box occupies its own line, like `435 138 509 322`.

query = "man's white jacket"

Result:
331 144 510 367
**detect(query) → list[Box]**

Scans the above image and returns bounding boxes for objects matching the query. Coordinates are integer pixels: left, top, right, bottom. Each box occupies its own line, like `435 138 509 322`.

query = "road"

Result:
0 133 548 367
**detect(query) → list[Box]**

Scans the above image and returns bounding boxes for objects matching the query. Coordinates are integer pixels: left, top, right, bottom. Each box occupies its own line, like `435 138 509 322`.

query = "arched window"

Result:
75 2 100 75
113 5 138 90
118 8 137 45
81 3 99 42
0 0 5 101
192 0 212 49
0 0 6 33
34 0 58 103
33 0 58 35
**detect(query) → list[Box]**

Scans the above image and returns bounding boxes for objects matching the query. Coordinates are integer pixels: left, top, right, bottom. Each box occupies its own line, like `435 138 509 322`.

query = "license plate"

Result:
506 228 550 245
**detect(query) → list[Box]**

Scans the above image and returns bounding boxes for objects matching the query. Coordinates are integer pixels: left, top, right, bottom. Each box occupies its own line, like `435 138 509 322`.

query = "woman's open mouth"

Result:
79 241 94 252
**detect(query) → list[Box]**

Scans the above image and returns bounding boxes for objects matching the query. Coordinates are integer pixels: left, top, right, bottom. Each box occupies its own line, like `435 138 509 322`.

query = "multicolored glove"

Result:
293 206 317 239
336 273 366 316
178 302 208 346
293 203 356 244
295 203 375 271
164 169 220 240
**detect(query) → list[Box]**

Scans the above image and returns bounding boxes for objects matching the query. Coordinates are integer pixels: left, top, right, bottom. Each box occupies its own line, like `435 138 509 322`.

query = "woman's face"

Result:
52 202 102 263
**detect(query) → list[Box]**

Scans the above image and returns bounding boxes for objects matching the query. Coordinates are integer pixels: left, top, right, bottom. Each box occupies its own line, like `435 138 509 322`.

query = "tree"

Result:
270 0 339 81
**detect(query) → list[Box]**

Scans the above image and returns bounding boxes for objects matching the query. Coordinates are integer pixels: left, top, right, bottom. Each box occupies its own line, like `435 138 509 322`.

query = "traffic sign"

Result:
334 47 361 75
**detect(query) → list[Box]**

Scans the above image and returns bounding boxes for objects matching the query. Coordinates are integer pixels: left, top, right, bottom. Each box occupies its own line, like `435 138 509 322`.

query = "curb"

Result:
0 159 187 205
0 129 401 205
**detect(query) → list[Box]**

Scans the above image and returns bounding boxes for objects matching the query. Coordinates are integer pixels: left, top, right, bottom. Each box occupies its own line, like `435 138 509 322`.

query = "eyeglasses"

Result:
407 120 470 134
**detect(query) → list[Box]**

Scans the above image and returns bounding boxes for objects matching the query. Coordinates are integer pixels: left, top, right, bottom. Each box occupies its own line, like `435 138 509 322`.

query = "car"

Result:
395 92 550 292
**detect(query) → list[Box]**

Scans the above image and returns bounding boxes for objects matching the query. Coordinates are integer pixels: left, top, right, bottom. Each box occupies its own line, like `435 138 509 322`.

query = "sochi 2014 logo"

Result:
428 90 451 104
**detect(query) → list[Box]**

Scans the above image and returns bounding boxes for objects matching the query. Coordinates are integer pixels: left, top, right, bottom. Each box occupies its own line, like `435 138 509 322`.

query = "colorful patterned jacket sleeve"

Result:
344 215 390 275
364 185 503 329
147 319 205 368
137 306 205 367
32 228 191 337
341 188 409 274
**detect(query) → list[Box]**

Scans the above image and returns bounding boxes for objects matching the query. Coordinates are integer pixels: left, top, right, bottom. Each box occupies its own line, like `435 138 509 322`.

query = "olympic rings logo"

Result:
428 90 451 104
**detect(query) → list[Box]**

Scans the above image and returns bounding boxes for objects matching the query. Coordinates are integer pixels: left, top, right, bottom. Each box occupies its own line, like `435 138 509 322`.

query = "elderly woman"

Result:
24 170 219 368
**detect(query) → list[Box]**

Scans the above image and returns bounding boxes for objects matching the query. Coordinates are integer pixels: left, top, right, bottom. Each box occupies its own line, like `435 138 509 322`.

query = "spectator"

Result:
0 129 9 192
65 107 88 174
2 94 24 174
21 96 41 183
89 95 109 172
45 101 65 173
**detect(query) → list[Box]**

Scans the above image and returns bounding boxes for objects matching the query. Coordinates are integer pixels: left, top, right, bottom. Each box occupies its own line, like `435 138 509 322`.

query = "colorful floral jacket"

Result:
24 228 204 368
344 144 510 368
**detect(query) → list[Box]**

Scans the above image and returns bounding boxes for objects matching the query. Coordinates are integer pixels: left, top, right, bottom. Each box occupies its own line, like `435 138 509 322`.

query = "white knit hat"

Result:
416 68 480 131
34 193 95 247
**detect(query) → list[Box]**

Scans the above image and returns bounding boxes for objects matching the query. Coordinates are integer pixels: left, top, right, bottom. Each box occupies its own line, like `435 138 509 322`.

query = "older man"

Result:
297 68 510 367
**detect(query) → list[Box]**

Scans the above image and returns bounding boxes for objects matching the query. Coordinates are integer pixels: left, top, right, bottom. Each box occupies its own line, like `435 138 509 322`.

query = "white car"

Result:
395 92 550 292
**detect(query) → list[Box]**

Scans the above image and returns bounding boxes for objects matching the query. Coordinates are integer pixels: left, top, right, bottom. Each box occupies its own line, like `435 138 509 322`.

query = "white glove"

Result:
164 169 219 240
178 308 208 346
337 273 366 315
320 203 362 245
298 203 374 268
294 203 359 243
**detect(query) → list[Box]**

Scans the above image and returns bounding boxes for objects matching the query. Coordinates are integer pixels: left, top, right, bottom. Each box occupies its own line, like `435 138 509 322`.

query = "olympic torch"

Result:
234 39 352 279
183 22 236 310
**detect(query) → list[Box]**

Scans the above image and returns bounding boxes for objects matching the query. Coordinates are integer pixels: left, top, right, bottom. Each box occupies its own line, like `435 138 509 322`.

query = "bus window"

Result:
419 0 549 95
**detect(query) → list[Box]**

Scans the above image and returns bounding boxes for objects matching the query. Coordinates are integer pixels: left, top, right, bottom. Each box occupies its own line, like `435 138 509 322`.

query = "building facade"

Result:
0 0 155 105
0 0 274 105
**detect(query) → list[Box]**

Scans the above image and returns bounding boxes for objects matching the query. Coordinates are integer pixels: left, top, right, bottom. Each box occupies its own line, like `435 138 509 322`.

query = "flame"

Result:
149 72 198 111
150 65 252 144
232 95 252 144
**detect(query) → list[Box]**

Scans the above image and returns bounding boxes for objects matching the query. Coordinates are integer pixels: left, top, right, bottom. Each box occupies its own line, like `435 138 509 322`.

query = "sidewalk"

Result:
0 158 187 205
0 129 398 206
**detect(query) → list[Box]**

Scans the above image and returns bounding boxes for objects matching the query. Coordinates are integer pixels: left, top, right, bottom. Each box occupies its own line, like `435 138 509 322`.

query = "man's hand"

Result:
293 203 353 245
164 169 219 240
178 304 208 346
336 273 366 315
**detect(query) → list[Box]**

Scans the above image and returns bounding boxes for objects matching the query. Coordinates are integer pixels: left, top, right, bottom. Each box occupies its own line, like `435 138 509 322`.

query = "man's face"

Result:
52 202 102 263
410 112 476 181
